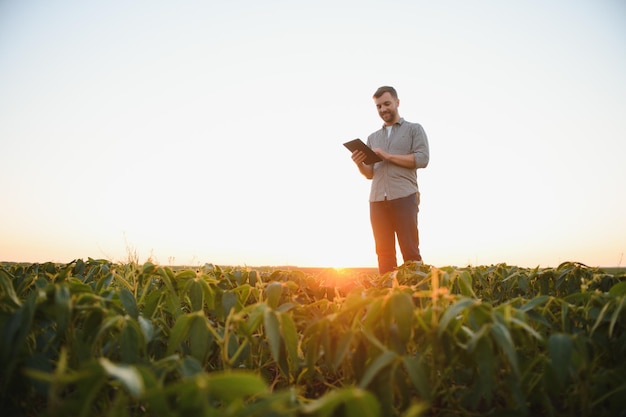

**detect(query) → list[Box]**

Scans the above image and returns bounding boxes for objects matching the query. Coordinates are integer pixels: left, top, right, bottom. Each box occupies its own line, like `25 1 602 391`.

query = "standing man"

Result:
351 86 430 274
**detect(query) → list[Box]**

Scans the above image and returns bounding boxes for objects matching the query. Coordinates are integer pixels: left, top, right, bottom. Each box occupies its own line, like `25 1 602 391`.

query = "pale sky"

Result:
1 0 625 268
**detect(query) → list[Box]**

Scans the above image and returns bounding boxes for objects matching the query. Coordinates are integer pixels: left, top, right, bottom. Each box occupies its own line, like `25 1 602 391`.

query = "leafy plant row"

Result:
1 259 625 416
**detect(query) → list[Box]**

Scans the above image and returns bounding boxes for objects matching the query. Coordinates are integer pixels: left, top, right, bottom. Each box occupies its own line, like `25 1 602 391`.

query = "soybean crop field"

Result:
1 259 625 416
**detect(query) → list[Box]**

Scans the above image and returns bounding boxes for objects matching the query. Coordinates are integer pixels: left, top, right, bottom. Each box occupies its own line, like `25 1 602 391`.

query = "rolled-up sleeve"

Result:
412 124 430 169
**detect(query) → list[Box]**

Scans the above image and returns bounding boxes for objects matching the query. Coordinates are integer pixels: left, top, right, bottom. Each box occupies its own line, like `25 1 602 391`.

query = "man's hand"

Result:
373 148 416 169
372 148 389 160
351 150 373 179
351 150 368 165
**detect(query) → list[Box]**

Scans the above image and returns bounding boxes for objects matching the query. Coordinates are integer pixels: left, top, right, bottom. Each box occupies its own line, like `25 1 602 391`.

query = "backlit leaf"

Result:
302 387 381 417
264 308 281 365
187 279 204 312
265 281 282 309
458 270 476 298
390 291 415 343
175 269 197 280
279 311 299 375
100 358 144 399
206 371 268 401
332 330 354 370
359 349 397 389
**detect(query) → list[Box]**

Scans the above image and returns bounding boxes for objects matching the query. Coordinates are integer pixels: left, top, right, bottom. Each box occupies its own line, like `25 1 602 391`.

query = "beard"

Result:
379 110 397 123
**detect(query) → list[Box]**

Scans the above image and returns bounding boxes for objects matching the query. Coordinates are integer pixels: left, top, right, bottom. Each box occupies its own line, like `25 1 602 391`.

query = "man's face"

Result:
374 92 400 125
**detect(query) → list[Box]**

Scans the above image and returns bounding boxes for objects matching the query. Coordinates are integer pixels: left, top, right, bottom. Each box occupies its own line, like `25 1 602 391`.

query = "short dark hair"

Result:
373 86 398 99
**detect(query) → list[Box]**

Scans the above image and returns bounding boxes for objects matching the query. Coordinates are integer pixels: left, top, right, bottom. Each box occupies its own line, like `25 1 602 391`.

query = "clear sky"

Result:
1 0 625 268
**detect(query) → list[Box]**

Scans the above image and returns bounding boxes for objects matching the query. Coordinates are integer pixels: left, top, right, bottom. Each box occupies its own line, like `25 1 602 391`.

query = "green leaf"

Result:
302 387 381 417
222 290 238 316
189 315 213 363
437 297 478 337
278 311 299 375
491 321 520 376
458 270 476 297
361 327 388 353
609 297 626 337
119 288 139 319
248 270 259 286
244 303 266 334
166 314 192 356
0 269 22 308
186 279 204 312
120 319 143 363
54 284 72 335
362 297 384 331
474 336 495 406
548 333 573 386
142 290 163 319
359 350 397 389
264 308 281 365
232 270 246 285
198 277 216 310
344 389 382 417
137 315 155 343
402 355 430 400
332 330 354 370
609 281 626 297
175 269 197 280
519 295 551 312
157 267 176 293
390 291 415 343
99 358 144 399
206 371 268 402
509 316 543 341
466 323 490 353
590 301 613 336
0 292 36 391
265 281 283 309
179 356 203 378
227 332 240 361
141 261 156 274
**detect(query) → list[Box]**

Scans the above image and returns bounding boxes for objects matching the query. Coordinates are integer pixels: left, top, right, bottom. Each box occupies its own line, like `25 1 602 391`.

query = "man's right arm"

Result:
352 150 374 179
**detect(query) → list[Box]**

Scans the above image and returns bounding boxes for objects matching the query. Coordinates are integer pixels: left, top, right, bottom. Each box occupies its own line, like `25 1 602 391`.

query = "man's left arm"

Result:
373 124 430 169
412 124 429 169
372 150 417 168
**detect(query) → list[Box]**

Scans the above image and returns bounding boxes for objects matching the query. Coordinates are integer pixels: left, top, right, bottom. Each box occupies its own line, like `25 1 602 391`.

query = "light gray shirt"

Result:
366 118 429 202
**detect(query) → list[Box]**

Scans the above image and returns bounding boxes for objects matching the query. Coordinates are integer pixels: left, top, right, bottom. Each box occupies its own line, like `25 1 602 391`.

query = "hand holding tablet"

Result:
343 139 382 165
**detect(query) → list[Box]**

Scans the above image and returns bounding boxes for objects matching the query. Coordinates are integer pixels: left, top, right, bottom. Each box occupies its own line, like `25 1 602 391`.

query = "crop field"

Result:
1 259 625 416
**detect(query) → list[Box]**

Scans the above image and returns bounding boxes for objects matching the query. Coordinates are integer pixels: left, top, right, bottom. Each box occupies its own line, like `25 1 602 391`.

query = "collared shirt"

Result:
367 118 429 202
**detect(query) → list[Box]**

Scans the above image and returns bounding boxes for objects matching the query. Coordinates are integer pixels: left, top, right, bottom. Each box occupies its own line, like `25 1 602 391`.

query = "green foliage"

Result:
0 259 625 416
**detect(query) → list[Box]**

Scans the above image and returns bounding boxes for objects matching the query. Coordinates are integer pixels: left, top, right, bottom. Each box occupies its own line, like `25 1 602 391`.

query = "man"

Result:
351 86 430 274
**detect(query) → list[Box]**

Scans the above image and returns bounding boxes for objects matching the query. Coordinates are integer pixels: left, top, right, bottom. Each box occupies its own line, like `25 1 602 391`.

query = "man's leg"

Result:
391 193 421 263
370 200 397 274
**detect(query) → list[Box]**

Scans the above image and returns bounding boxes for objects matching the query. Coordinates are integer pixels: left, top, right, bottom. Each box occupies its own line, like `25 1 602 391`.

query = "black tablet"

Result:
343 139 382 165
